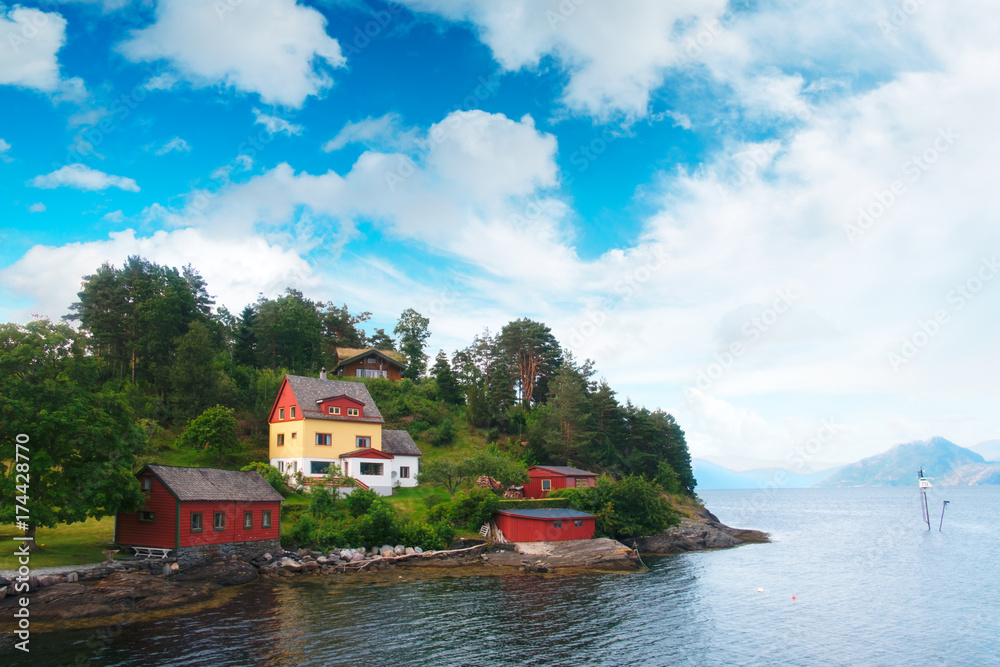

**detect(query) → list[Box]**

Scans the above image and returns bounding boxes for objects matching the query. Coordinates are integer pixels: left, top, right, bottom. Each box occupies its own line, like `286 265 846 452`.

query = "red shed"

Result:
494 509 597 542
115 465 283 556
525 466 598 499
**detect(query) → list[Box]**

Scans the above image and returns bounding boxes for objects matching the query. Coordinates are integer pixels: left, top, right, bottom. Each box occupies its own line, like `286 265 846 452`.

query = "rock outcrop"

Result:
630 508 769 555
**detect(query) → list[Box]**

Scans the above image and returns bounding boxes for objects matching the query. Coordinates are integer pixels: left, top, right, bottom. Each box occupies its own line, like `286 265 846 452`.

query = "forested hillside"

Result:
1 255 697 547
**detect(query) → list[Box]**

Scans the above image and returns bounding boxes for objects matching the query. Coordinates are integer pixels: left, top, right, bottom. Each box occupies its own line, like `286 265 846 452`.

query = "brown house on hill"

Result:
334 347 407 380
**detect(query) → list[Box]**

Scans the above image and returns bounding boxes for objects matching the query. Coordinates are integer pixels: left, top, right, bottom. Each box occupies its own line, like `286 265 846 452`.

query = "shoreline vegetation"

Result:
0 509 768 626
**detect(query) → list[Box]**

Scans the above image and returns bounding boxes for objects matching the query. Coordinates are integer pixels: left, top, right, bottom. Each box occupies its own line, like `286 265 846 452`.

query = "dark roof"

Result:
334 347 407 368
529 466 598 477
285 375 384 423
144 465 284 503
496 509 596 520
381 430 422 457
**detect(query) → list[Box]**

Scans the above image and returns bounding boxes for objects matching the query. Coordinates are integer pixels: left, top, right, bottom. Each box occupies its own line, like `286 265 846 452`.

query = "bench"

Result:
131 546 172 559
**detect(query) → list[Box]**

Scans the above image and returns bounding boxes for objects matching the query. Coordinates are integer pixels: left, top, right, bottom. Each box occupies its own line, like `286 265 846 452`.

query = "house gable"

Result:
268 377 303 424
316 394 366 419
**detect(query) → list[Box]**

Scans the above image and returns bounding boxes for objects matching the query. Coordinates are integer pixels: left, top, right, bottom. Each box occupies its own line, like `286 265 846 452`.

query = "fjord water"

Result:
12 487 999 666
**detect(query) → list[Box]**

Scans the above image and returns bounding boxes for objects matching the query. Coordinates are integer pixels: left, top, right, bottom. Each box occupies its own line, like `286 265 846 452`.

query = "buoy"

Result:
792 595 796 600
757 587 764 594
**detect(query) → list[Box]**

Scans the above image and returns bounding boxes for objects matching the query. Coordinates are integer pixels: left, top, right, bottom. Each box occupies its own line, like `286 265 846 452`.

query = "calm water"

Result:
6 487 998 666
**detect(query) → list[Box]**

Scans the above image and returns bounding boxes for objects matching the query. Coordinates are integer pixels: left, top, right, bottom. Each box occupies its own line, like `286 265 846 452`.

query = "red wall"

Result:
115 473 177 549
315 395 365 418
524 470 597 499
269 379 302 423
178 501 280 547
494 513 596 542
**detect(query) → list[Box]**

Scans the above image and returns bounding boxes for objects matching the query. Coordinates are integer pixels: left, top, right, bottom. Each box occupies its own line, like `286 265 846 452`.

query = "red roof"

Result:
339 449 394 460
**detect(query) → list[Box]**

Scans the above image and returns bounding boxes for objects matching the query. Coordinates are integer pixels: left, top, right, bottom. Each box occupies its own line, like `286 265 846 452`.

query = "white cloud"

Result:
0 5 86 98
323 113 418 152
102 210 124 223
50 0 132 13
29 164 140 192
252 109 303 136
399 0 729 119
28 202 46 213
0 137 10 162
0 229 317 321
118 0 346 108
144 72 177 91
155 136 191 155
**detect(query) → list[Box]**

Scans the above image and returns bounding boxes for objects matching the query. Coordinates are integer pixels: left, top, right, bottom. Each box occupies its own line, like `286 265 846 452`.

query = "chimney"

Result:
319 368 327 380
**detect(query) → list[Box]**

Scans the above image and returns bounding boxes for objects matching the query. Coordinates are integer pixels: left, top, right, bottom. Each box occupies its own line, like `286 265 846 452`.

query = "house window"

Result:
575 478 589 488
310 461 331 475
329 406 340 415
400 466 410 479
367 356 377 364
574 519 583 527
541 479 551 491
356 436 371 448
138 511 155 523
277 461 285 473
290 406 296 418
214 511 226 531
279 408 284 420
244 511 253 530
262 510 272 529
141 476 152 491
277 433 285 446
359 462 383 476
291 432 297 439
553 520 563 528
343 461 349 475
355 369 364 377
315 433 332 446
347 408 359 416
191 512 203 532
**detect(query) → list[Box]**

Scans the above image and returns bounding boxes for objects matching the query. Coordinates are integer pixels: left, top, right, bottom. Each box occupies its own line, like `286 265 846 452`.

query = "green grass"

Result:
386 485 450 522
0 517 116 570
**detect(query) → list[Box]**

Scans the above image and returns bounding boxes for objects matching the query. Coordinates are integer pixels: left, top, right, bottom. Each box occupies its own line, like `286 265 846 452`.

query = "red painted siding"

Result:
315 395 365 419
268 378 302 423
494 513 596 542
178 501 281 547
115 473 177 548
524 468 597 499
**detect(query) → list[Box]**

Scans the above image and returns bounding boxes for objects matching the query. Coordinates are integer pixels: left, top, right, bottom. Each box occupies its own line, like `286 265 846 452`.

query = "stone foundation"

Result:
175 539 281 567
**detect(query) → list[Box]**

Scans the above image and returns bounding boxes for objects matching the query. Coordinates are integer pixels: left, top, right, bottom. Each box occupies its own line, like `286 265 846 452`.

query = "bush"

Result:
408 420 430 436
496 498 571 510
430 418 455 445
399 519 453 551
288 514 317 548
344 488 379 517
308 485 338 519
241 462 290 497
355 498 398 546
450 486 500 528
547 475 678 540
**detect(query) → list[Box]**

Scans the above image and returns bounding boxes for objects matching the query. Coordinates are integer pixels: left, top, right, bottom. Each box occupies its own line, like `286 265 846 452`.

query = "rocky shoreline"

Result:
629 507 770 554
0 512 766 624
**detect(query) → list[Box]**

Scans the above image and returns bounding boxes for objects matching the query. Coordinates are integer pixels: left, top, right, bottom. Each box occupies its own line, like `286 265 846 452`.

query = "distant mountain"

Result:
970 439 1000 462
817 437 987 487
693 459 840 490
941 463 1000 486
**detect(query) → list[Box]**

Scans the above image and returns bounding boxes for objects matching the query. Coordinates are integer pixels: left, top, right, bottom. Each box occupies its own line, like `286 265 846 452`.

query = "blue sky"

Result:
2 0 999 467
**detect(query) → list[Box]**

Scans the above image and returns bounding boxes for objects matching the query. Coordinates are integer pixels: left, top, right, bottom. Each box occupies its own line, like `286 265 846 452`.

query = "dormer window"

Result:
329 406 340 415
348 408 359 417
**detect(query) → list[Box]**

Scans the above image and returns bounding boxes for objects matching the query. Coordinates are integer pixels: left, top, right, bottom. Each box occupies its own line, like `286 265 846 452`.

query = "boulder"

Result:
66 572 79 583
317 557 329 564
350 553 364 562
414 547 423 554
262 553 273 562
304 561 320 571
405 548 416 555
171 563 180 571
381 550 394 558
393 545 405 555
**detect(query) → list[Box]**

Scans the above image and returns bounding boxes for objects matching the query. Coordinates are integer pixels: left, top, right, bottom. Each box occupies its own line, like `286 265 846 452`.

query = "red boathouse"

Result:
494 509 597 542
115 465 283 559
524 466 598 499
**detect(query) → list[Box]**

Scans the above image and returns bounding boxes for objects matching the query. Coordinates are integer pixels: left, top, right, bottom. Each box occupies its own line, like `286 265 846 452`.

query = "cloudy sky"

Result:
2 0 998 468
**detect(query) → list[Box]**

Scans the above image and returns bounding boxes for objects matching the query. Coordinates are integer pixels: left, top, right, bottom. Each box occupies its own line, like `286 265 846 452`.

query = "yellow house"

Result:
268 372 421 495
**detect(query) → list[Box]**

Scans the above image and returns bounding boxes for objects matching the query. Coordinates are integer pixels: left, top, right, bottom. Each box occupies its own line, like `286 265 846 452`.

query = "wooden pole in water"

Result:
938 500 950 532
922 489 931 530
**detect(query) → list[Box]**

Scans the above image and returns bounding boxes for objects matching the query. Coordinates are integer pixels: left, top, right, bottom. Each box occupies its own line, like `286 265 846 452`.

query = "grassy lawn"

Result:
0 517 116 570
387 485 450 522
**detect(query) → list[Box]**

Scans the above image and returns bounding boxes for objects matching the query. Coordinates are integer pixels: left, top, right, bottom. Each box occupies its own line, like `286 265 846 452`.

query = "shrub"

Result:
288 514 317 548
241 462 290 497
450 486 500 528
430 418 455 445
355 498 398 546
344 488 379 517
308 485 338 519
